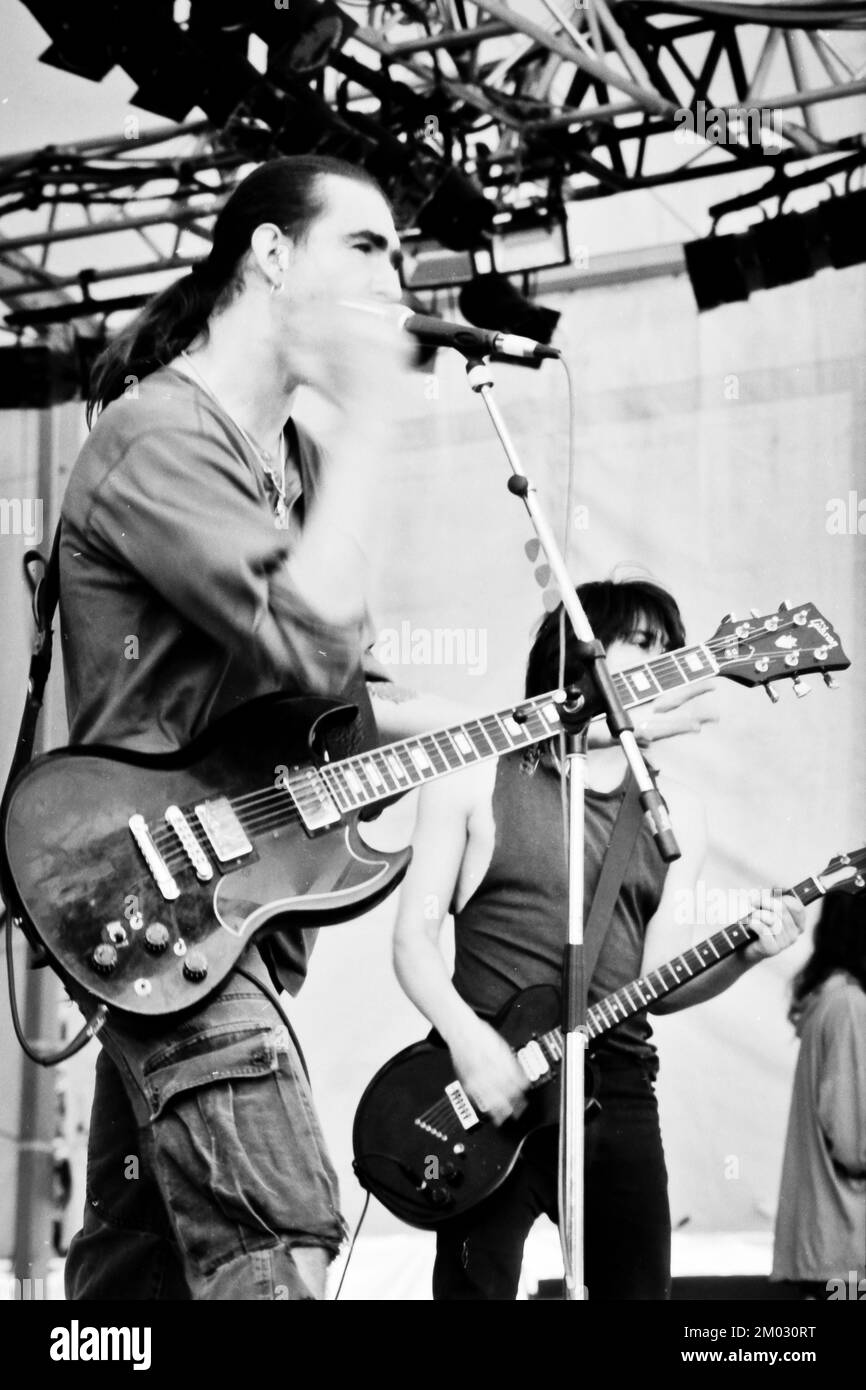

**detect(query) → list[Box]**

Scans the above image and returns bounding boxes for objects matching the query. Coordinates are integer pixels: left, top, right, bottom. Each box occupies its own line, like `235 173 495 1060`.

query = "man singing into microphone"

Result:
58 154 460 1301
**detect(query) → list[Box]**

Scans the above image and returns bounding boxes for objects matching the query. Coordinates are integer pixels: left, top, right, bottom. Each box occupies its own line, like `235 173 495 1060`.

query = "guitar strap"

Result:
1 521 62 811
582 771 646 986
1 521 62 969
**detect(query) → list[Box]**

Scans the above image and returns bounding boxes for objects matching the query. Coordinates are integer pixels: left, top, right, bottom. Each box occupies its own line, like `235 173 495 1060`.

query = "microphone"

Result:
342 300 561 362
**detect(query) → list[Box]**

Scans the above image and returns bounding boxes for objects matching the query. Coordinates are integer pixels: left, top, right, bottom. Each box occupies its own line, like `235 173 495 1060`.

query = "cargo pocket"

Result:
144 1021 345 1282
142 1019 281 1122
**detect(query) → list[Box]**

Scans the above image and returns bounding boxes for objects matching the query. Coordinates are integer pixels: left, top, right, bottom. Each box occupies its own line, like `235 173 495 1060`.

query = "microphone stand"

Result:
461 353 680 1301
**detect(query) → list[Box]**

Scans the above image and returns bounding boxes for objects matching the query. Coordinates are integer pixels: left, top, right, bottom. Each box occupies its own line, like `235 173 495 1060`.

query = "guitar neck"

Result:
316 642 718 817
548 870 828 1049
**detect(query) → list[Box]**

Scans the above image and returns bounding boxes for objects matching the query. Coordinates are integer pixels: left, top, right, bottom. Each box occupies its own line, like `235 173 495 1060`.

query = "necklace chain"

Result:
180 351 289 517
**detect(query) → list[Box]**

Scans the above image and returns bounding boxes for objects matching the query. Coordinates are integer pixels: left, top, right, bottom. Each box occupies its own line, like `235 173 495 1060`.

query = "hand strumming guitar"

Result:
446 1014 530 1127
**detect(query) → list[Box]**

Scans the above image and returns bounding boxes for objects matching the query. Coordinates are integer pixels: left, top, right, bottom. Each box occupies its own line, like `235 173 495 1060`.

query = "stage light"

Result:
820 188 866 269
417 168 496 252
749 216 813 290
684 232 750 311
458 272 560 364
0 344 85 409
259 0 355 76
686 189 866 311
487 205 570 277
22 0 120 81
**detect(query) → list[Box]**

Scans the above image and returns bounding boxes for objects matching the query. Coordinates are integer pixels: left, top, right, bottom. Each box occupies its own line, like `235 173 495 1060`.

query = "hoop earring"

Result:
271 279 285 296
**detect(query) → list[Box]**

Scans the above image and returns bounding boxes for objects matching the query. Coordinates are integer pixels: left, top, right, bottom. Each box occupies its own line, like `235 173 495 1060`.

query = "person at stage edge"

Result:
771 890 866 1300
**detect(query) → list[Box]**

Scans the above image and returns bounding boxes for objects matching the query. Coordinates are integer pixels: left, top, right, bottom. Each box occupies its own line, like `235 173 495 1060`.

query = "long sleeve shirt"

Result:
60 366 366 753
59 366 376 995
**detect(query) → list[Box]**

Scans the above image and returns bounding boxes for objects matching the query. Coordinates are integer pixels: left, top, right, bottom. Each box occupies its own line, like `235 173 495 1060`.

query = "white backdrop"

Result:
291 258 866 1268
1 258 864 1289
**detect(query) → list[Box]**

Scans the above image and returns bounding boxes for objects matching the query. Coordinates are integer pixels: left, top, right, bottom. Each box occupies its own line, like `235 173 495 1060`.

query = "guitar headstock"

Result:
814 847 866 897
710 602 850 698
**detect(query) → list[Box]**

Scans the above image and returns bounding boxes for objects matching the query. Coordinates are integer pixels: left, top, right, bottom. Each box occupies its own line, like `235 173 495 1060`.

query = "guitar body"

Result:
353 985 572 1229
352 838 866 1231
1 695 411 1017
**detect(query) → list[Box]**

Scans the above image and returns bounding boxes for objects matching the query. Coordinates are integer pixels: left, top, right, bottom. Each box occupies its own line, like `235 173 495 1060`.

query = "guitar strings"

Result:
148 631 739 854
145 620 803 870
147 622 794 868
150 622 780 845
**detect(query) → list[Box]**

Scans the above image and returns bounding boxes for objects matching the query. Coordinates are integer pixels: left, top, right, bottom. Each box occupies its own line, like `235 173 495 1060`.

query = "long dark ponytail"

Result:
789 890 866 1026
87 154 383 424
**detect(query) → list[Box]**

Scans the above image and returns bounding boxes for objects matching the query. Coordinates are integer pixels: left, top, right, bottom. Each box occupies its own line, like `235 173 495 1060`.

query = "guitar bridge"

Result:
129 815 180 901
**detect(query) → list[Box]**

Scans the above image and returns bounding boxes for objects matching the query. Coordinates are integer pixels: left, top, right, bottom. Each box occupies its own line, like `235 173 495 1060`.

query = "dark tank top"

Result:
452 750 669 1063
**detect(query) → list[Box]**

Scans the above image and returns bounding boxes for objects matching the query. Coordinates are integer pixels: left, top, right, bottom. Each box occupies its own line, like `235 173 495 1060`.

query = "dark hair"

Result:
87 155 384 423
789 891 866 1025
525 577 686 697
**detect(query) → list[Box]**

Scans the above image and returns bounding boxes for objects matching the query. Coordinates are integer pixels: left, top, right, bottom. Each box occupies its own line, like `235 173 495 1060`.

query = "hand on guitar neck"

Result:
587 677 720 750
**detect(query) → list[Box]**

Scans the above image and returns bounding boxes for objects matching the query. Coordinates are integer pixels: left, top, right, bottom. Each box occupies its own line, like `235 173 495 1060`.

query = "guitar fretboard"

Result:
530 872 831 1063
302 642 718 819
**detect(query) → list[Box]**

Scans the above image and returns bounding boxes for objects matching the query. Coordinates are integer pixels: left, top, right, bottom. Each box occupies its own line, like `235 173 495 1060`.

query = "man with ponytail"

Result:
59 155 429 1300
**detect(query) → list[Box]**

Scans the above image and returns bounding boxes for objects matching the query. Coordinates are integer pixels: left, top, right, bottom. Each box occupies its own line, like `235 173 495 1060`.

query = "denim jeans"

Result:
64 951 345 1301
433 1053 671 1300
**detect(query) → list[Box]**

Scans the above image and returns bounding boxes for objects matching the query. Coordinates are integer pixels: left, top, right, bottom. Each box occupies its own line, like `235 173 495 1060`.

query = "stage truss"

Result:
1 1 865 338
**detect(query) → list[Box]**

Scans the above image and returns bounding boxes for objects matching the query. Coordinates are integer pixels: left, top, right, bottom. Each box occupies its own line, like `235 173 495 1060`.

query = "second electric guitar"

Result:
352 846 866 1228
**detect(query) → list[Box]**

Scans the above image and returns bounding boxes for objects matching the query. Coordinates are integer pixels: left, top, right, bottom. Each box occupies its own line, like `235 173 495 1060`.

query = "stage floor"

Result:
0 1228 783 1300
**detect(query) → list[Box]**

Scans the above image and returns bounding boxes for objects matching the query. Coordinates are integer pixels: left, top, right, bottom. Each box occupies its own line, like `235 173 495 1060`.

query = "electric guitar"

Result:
0 602 848 1017
352 846 866 1229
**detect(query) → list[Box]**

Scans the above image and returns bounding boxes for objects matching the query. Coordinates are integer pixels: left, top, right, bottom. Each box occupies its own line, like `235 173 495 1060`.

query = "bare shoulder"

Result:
661 776 707 828
417 759 497 822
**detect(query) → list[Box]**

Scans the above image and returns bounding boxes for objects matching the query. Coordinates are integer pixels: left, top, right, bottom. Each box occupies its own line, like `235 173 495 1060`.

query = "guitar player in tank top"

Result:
392 577 805 1301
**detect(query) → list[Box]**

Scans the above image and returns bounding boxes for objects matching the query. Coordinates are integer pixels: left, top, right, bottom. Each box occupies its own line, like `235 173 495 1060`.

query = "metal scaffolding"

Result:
1 1 864 333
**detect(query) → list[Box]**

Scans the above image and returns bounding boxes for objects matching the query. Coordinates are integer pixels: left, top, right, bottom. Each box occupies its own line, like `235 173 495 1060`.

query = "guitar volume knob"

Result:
90 943 118 975
182 951 208 982
144 923 171 954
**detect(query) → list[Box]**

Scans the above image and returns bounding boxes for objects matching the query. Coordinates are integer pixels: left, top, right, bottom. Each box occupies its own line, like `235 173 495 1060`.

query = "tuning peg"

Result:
792 677 811 698
749 608 761 618
822 673 839 690
764 685 780 704
777 600 791 612
720 612 735 624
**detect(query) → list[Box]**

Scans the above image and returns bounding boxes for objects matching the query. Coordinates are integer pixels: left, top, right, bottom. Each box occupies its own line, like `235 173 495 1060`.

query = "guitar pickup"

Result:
516 1039 551 1084
165 805 213 880
445 1081 480 1131
284 768 342 833
194 797 252 863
